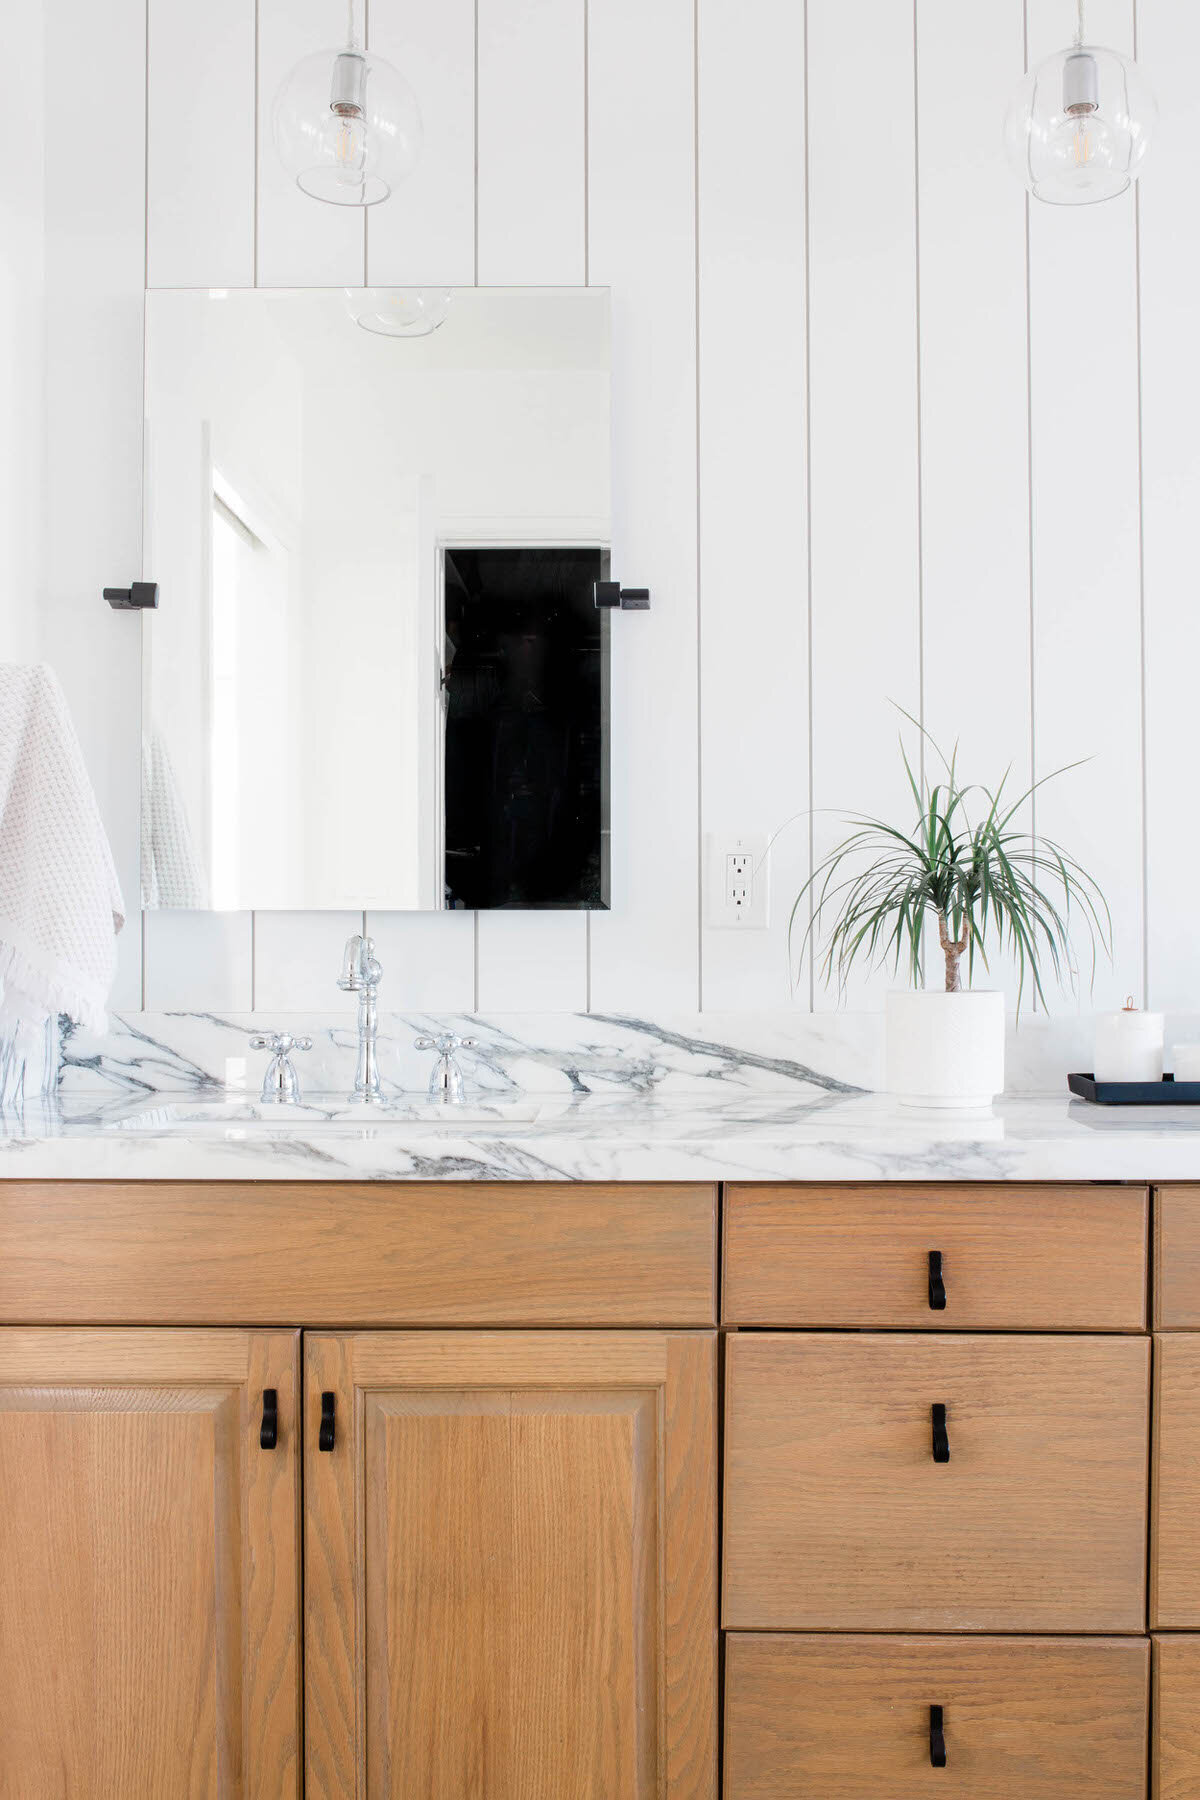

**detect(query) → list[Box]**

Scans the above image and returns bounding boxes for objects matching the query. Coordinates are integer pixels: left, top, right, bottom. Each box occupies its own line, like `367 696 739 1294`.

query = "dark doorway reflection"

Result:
443 547 610 909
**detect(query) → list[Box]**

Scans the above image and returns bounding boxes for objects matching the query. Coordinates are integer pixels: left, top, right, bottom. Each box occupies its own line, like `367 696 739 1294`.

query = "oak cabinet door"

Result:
0 1327 301 1800
303 1330 717 1800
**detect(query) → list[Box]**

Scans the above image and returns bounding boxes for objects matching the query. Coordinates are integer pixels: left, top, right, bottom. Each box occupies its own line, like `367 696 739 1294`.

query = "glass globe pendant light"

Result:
273 0 422 206
344 288 453 338
1005 0 1156 205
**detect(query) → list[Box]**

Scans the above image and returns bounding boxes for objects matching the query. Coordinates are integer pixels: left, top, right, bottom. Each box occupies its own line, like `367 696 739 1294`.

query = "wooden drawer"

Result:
1152 1334 1200 1627
724 1183 1148 1328
0 1181 717 1326
725 1634 1149 1800
1155 1635 1200 1800
723 1332 1150 1631
1156 1186 1200 1327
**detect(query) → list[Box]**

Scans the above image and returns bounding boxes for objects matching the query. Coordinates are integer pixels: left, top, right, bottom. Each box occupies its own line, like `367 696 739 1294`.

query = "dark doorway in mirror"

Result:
442 546 610 910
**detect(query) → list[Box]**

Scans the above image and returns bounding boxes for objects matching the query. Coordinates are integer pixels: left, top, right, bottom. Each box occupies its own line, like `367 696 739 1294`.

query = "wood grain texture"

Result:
0 1327 300 1800
303 1331 716 1800
1154 1634 1200 1800
724 1183 1148 1329
1152 1333 1200 1627
723 1332 1150 1632
1155 1186 1200 1327
0 1181 717 1327
725 1634 1149 1800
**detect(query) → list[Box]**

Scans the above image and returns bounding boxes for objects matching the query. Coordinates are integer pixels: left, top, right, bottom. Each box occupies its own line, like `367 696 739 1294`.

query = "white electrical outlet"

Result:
706 833 769 929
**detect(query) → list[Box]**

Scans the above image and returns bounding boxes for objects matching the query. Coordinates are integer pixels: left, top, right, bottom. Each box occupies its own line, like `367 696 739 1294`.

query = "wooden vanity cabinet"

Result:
0 1327 302 1799
303 1330 717 1800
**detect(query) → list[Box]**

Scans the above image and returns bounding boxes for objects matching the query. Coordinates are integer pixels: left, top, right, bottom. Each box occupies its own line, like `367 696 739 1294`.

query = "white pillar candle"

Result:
1094 998 1164 1083
1173 1045 1200 1082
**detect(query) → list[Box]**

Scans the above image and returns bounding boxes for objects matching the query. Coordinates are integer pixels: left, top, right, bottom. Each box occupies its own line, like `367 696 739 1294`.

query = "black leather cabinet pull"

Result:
259 1389 278 1450
319 1391 336 1452
928 1249 947 1310
929 1705 947 1768
931 1402 950 1463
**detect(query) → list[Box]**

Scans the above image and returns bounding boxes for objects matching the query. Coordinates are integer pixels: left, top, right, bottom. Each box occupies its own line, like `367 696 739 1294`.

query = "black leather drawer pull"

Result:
259 1389 278 1450
931 1402 950 1463
319 1391 336 1452
928 1249 947 1310
930 1704 947 1768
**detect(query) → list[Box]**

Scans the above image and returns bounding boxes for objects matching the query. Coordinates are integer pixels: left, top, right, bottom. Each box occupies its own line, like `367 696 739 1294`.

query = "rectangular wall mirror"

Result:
141 286 611 913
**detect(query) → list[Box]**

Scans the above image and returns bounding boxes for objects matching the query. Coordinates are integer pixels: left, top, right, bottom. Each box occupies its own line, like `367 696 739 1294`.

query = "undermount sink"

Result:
105 1094 543 1133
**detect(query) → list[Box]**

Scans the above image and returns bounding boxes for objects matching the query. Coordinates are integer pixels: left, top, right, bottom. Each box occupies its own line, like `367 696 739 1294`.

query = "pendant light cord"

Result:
347 0 360 50
1076 0 1086 45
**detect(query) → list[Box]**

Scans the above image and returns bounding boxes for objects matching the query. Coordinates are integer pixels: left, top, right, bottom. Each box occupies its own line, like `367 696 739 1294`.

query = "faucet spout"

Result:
338 934 383 1101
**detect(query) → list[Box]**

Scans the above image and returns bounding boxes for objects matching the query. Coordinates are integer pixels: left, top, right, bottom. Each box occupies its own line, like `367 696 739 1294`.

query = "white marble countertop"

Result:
4 1088 1200 1182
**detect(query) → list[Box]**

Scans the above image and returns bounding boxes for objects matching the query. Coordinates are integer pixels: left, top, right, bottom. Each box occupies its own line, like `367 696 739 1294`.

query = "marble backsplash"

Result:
54 1008 1197 1103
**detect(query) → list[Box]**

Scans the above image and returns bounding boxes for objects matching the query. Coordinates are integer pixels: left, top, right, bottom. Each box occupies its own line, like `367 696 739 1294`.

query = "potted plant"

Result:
791 720 1110 1107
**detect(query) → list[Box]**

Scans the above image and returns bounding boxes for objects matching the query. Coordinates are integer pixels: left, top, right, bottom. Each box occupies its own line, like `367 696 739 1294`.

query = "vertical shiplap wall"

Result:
38 0 1193 1016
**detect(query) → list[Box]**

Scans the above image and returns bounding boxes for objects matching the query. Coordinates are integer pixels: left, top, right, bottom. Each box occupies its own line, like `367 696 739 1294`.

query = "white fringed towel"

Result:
0 664 124 1032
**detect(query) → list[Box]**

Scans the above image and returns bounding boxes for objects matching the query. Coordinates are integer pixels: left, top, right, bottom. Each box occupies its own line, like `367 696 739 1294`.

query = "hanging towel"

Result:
0 663 124 1033
141 725 208 910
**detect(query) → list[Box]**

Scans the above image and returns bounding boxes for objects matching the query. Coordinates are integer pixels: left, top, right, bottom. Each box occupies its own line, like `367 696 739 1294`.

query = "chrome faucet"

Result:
415 1031 477 1105
249 1032 311 1105
338 934 383 1101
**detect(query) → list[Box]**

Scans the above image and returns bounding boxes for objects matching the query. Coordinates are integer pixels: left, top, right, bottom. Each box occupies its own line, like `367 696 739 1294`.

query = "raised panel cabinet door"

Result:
725 1634 1149 1800
0 1327 301 1800
724 1332 1150 1631
1155 1635 1200 1800
303 1331 718 1800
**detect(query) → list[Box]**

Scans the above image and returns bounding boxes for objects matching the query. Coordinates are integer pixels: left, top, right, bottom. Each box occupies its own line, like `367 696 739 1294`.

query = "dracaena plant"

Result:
790 718 1111 1009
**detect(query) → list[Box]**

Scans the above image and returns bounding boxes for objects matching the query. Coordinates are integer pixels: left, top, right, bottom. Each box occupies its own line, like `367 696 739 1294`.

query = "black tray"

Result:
1069 1072 1200 1105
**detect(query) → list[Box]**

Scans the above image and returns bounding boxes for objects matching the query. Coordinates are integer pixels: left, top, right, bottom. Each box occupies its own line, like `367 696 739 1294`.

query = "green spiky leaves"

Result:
790 715 1111 1012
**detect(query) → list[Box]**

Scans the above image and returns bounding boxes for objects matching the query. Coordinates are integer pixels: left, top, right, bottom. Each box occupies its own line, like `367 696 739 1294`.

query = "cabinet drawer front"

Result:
1152 1334 1200 1626
725 1634 1149 1800
0 1181 717 1326
724 1184 1148 1328
723 1332 1149 1631
1154 1635 1200 1800
1156 1186 1200 1327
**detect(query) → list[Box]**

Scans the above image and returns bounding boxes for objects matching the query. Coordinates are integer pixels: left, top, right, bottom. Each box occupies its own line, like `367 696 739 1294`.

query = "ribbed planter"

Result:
885 989 1005 1108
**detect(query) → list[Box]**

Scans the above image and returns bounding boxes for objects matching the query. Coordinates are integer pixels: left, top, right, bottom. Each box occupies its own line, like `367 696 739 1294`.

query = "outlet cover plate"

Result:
705 832 769 929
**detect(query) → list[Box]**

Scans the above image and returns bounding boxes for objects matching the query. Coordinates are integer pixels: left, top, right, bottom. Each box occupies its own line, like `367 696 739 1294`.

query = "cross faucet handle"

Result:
250 1032 313 1056
415 1032 478 1055
249 1032 312 1105
414 1032 477 1104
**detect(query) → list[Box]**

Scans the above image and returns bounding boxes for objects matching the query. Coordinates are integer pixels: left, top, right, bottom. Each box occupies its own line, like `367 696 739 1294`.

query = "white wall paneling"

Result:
916 0 1031 1003
145 0 256 1009
252 909 364 1012
142 911 254 1011
147 0 255 287
1138 0 1200 1010
587 0 700 1012
29 0 1186 1026
0 0 45 667
42 0 147 1010
366 0 476 285
696 0 809 1011
806 0 922 1008
1028 0 1144 1012
474 0 589 1008
256 0 366 286
366 910 477 1011
477 0 586 287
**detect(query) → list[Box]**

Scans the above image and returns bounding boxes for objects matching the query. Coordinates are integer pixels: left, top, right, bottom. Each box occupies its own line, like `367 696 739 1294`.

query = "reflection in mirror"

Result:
141 286 611 913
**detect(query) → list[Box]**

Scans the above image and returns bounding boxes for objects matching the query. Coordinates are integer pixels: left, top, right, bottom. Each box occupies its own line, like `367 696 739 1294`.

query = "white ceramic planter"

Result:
885 989 1005 1109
